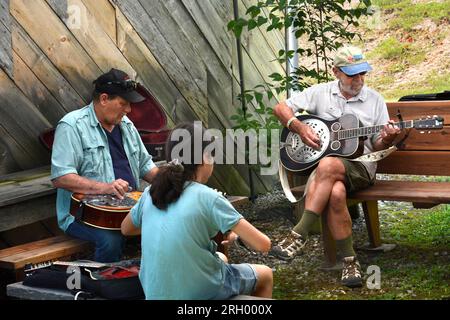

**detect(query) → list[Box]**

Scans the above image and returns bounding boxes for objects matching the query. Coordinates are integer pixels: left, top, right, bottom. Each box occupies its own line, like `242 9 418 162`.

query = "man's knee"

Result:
316 157 345 180
329 181 347 209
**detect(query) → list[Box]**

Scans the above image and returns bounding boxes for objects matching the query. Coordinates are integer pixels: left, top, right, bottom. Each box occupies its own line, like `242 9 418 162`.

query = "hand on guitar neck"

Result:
377 119 401 148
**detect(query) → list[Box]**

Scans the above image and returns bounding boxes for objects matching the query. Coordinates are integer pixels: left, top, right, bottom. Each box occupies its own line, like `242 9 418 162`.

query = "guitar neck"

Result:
54 261 108 268
338 120 414 140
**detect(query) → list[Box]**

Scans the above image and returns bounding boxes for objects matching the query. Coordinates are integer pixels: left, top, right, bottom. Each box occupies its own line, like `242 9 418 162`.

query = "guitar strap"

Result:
279 145 398 203
348 145 398 162
73 201 85 221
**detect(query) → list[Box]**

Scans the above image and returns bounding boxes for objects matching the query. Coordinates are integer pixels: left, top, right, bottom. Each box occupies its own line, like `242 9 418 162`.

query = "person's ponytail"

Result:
150 122 210 210
150 161 192 210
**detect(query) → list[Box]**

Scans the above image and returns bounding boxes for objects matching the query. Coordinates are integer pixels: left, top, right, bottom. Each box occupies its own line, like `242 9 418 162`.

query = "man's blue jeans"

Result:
66 221 124 263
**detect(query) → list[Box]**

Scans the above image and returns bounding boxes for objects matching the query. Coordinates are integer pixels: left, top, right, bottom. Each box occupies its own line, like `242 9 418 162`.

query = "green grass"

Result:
270 203 450 300
387 206 450 248
367 36 427 73
361 1 449 101
381 70 450 101
374 263 449 300
371 0 450 31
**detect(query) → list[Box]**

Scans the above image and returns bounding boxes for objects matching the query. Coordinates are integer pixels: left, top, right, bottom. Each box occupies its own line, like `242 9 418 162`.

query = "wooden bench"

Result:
0 166 92 282
0 235 91 281
292 100 450 268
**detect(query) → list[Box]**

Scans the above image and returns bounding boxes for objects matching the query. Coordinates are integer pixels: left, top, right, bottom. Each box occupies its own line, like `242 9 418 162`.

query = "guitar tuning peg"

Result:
420 131 425 134
428 131 431 134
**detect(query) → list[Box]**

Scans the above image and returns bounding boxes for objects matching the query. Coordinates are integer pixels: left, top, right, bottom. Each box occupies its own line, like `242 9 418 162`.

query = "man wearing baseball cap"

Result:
50 68 159 263
271 46 401 287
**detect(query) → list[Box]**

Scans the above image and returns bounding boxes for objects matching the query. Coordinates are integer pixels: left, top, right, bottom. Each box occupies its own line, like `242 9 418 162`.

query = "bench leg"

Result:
361 200 382 248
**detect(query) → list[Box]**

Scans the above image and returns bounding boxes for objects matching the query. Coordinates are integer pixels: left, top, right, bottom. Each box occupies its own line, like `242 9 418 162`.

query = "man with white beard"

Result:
271 45 401 288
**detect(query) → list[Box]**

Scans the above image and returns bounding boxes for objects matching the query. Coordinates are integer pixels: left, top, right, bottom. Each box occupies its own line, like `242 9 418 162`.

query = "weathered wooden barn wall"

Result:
0 0 285 195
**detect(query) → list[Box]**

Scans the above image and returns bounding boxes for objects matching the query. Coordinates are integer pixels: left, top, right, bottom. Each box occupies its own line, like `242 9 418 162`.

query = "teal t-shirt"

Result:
131 182 243 300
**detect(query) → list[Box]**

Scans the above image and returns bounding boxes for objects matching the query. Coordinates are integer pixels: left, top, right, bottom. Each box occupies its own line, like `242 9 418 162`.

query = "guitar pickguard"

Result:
285 118 330 164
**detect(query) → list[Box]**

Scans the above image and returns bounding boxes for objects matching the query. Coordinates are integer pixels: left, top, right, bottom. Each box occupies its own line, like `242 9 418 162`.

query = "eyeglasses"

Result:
341 70 367 78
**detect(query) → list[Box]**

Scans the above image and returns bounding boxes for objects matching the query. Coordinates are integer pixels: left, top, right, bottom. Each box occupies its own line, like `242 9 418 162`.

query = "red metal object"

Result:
129 84 170 161
39 128 55 151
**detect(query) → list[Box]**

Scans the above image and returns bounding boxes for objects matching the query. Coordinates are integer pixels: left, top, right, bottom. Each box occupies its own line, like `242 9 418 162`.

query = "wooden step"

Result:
0 235 91 270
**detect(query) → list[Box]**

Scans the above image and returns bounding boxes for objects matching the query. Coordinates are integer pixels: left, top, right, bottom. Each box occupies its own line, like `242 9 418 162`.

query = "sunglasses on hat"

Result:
102 79 139 91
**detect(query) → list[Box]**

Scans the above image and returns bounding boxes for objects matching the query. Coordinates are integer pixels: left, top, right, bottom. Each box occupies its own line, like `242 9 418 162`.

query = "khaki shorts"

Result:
338 158 374 194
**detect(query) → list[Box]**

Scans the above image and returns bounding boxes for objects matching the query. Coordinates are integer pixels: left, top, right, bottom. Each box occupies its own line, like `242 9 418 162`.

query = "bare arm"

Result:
121 213 141 236
229 219 271 253
52 174 130 199
142 167 159 184
273 101 321 149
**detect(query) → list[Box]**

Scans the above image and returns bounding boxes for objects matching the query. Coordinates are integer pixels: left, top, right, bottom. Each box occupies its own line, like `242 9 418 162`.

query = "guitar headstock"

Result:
413 115 444 130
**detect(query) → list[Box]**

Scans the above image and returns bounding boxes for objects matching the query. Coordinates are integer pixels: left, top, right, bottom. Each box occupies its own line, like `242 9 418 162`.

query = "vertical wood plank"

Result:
0 0 12 78
11 18 86 111
180 0 233 70
240 0 285 63
46 0 134 76
157 1 267 131
0 125 22 174
116 9 196 126
10 0 102 101
0 69 51 168
113 0 208 123
157 0 234 128
0 0 10 27
80 0 116 44
12 51 67 126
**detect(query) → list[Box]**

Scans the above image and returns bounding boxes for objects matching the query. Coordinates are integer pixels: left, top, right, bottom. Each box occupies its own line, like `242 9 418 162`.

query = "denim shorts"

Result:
213 263 257 300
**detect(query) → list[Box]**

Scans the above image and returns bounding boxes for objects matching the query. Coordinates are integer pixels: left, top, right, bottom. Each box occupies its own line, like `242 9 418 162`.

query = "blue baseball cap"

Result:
334 46 373 76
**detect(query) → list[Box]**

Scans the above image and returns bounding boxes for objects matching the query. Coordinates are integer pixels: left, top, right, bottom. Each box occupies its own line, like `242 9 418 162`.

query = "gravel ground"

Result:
121 182 448 300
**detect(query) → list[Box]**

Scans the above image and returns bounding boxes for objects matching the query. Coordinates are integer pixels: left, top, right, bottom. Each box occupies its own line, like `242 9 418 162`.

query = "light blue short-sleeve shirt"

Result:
131 182 243 300
50 103 156 231
285 81 389 179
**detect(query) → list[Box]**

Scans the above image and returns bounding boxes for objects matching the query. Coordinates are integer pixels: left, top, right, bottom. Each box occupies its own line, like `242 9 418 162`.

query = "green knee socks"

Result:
293 209 320 238
336 236 356 258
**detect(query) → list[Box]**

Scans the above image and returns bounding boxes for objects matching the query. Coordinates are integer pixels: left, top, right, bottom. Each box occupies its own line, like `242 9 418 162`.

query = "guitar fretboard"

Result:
338 120 414 140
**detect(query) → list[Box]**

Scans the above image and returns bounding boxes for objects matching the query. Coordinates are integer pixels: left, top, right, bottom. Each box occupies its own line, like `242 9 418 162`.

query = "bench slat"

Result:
378 151 450 175
350 180 450 203
291 180 450 204
387 101 450 124
394 127 450 151
0 236 90 270
0 235 70 259
0 176 56 207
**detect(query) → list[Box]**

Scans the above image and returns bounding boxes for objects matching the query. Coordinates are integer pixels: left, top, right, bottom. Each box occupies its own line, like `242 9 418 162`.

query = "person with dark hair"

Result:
121 122 273 300
271 46 401 288
51 68 159 263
